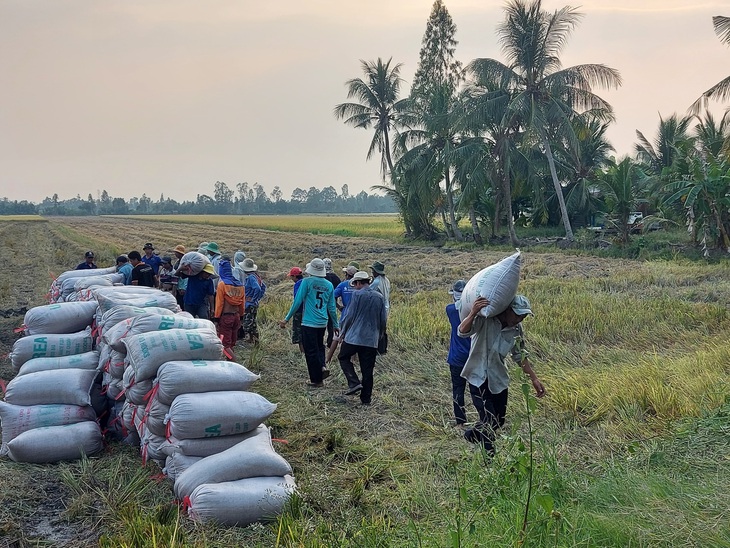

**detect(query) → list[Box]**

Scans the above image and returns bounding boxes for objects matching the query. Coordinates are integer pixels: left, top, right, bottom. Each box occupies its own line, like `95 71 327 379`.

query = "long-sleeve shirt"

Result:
284 276 338 329
458 315 527 394
334 280 355 319
244 273 265 309
339 287 387 348
370 275 391 315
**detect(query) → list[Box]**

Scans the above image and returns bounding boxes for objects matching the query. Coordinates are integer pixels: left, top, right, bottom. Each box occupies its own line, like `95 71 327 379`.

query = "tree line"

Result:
336 0 730 252
2 182 396 216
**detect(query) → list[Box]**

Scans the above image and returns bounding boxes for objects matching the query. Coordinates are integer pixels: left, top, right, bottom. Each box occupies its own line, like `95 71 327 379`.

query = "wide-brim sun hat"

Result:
173 244 186 255
448 280 466 294
242 258 258 272
206 242 220 255
349 271 371 286
202 263 215 275
368 261 385 275
305 258 327 277
342 265 358 276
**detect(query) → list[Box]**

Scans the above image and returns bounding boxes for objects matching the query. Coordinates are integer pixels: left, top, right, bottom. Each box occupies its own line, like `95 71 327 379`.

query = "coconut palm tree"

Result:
468 0 621 241
334 58 410 179
634 113 693 177
690 16 730 114
596 158 648 244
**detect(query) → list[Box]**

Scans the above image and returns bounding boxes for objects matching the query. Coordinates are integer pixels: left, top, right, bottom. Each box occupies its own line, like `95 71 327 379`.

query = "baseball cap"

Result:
288 267 302 277
342 265 358 276
143 243 154 250
85 251 94 259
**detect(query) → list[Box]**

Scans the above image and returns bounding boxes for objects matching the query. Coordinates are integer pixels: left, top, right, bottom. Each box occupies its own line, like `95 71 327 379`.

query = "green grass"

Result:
0 215 46 222
108 214 406 240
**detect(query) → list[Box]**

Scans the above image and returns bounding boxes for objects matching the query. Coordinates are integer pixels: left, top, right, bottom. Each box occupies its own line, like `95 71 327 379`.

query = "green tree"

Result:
634 113 692 177
410 0 463 108
596 157 646 243
334 58 409 178
469 0 621 241
214 181 234 213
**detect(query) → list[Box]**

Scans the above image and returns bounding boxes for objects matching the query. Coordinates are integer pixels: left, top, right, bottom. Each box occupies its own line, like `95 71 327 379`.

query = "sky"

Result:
1 0 728 204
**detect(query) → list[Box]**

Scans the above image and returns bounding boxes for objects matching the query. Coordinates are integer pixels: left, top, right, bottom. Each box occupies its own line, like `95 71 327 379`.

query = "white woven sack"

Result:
10 329 94 371
73 273 124 291
0 401 96 454
121 401 139 437
154 361 260 406
104 375 124 401
177 252 210 277
6 421 103 463
23 301 99 336
96 291 179 316
123 366 154 406
99 306 181 334
98 342 111 370
4 368 98 407
17 350 100 377
174 427 292 499
160 426 267 457
50 267 118 301
107 314 215 352
54 266 118 286
144 399 170 437
187 475 297 526
166 392 276 440
164 454 203 481
459 251 522 321
141 429 167 465
123 328 222 382
107 350 126 380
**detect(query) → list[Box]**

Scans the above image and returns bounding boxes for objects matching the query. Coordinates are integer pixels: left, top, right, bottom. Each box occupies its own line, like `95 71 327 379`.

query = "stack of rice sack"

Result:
1 301 103 463
49 266 119 303
92 284 182 411
147 360 294 526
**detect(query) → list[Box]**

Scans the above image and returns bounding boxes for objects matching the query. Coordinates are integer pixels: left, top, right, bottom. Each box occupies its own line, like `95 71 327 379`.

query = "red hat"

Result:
288 267 302 277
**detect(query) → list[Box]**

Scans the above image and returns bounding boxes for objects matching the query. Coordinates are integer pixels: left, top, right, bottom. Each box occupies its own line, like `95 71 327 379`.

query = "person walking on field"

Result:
445 280 470 427
76 251 97 270
279 258 339 387
458 294 546 454
369 260 391 354
287 266 305 353
213 259 246 360
337 271 387 405
241 258 266 344
334 264 357 321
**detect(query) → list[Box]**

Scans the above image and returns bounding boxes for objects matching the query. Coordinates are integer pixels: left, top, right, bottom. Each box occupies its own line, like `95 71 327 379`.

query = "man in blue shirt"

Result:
75 251 97 270
184 263 216 319
334 264 357 321
141 243 162 285
280 258 339 387
446 280 470 426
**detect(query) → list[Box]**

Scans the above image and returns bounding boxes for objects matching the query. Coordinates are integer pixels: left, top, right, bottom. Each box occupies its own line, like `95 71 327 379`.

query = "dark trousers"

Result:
449 364 467 424
338 342 377 404
301 325 326 383
326 317 335 348
466 379 508 453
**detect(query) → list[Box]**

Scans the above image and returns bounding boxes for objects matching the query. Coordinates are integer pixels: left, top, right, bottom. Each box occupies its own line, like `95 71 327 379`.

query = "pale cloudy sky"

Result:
0 0 727 203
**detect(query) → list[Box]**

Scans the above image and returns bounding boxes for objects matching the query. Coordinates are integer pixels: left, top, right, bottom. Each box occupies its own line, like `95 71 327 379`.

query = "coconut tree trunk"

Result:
502 171 520 247
445 170 463 241
493 188 502 235
440 207 452 239
469 206 483 244
542 136 575 241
